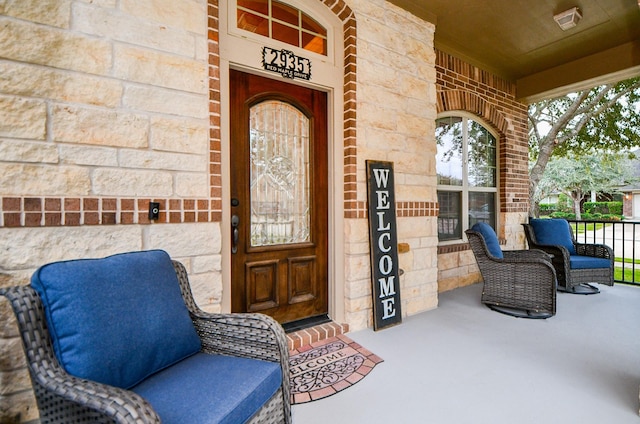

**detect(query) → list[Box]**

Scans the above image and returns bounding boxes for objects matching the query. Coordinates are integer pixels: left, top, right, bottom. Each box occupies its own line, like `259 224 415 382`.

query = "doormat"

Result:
289 334 383 404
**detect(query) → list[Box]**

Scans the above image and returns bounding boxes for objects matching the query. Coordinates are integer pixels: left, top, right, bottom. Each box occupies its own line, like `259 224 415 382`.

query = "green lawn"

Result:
614 265 640 283
572 222 607 234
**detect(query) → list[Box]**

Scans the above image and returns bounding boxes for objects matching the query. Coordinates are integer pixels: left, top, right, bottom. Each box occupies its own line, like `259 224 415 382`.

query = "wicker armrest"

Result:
575 242 613 259
1 286 161 424
33 369 160 423
170 260 291 422
502 249 552 262
190 312 290 364
171 261 288 363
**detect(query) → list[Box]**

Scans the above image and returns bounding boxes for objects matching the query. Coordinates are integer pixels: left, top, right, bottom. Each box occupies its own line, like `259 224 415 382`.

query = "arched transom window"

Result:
237 0 328 55
436 115 498 242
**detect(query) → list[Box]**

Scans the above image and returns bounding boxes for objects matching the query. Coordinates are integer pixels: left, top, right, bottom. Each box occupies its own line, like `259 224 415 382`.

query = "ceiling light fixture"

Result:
553 6 582 30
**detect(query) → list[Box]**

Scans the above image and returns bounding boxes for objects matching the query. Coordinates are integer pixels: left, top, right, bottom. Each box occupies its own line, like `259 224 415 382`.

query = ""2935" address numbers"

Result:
262 47 312 81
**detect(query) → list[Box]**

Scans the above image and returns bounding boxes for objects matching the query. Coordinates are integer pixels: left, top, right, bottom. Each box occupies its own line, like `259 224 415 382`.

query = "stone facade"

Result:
342 0 439 329
0 0 529 422
435 51 530 292
0 1 214 421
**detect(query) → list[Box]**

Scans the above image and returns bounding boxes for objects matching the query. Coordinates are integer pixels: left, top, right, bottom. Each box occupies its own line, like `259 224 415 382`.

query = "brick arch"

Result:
437 89 510 136
207 1 357 221
436 89 519 218
315 0 358 218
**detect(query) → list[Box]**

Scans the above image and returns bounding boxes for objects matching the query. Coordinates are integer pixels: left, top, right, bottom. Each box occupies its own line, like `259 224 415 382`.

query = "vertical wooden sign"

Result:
366 160 402 331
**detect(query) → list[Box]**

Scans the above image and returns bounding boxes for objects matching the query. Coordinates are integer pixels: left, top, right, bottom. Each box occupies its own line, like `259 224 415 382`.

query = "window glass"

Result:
436 116 463 186
469 192 496 228
438 191 462 241
302 14 326 35
272 1 298 26
236 1 328 55
467 120 497 187
237 10 269 36
302 32 326 54
238 0 268 15
436 115 498 241
272 21 299 46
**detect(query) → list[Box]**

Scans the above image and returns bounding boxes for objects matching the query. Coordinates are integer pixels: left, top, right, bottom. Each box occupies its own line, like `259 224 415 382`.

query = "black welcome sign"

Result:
366 160 402 331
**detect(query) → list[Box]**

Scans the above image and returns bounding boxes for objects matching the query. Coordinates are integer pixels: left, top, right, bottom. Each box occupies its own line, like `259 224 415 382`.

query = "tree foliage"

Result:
528 77 640 215
535 153 636 219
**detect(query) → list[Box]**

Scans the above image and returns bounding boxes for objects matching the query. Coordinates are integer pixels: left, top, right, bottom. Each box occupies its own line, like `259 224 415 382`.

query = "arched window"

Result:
436 114 498 242
236 0 328 55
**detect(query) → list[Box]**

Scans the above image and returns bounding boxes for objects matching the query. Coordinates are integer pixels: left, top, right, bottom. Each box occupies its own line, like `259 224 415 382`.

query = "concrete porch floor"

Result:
293 283 640 423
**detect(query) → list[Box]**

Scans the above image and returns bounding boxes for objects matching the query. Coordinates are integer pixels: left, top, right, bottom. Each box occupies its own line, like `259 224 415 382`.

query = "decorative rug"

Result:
289 334 383 404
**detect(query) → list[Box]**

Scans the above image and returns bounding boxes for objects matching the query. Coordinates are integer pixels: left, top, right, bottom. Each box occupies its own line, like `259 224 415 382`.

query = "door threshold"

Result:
283 314 331 333
284 318 350 352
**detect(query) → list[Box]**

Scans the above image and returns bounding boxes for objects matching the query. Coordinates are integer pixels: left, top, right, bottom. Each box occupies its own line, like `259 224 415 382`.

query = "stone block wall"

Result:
435 50 530 291
343 0 439 329
0 1 216 421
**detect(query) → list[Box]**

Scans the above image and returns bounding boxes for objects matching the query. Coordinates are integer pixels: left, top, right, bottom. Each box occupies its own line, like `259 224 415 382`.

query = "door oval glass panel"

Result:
250 100 310 246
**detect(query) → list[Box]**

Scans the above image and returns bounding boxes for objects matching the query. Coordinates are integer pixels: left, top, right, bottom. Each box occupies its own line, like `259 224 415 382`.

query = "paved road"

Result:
573 221 640 260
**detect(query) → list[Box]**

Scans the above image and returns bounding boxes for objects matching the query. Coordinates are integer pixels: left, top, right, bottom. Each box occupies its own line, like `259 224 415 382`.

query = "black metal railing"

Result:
567 219 640 286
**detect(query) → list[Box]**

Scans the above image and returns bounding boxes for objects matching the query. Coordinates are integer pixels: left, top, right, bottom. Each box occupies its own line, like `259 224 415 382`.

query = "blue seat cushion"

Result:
471 222 503 259
132 353 282 424
529 218 577 255
30 250 201 389
569 255 611 269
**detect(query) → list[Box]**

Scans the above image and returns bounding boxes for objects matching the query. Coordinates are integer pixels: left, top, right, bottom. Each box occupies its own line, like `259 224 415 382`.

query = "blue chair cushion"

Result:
132 353 282 424
569 255 611 269
30 250 201 389
529 218 577 255
471 222 503 259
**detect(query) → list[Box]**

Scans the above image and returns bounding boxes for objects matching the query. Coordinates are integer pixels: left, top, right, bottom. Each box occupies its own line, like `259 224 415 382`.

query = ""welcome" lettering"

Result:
367 161 402 330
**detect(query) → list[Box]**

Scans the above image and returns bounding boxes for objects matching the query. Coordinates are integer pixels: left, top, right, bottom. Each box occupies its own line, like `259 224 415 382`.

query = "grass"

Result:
572 222 607 234
614 266 640 283
614 257 640 283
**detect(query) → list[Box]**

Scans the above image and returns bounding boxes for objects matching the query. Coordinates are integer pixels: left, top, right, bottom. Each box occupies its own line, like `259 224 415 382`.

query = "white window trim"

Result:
227 0 337 65
436 111 500 245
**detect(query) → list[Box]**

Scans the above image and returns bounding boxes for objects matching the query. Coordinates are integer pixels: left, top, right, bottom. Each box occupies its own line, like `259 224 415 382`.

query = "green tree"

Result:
528 77 640 215
536 153 636 219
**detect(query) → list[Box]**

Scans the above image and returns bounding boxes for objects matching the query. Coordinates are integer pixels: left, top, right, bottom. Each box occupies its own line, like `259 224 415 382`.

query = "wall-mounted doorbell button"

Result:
149 202 160 220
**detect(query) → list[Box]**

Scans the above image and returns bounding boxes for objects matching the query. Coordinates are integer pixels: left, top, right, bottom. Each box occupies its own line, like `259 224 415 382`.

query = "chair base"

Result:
558 283 600 295
487 304 553 319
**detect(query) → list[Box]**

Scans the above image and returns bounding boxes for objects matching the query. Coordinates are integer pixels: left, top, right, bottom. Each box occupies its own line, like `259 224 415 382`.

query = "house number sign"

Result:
262 47 312 80
366 160 402 331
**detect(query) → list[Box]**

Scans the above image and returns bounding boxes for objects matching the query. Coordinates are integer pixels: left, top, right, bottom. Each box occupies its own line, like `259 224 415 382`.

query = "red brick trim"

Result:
209 1 359 222
1 197 212 227
437 238 505 254
208 1 222 222
437 243 470 254
344 201 439 219
287 321 350 352
435 50 529 215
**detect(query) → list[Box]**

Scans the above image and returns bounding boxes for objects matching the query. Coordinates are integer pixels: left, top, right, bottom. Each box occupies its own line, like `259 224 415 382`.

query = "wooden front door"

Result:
230 69 328 325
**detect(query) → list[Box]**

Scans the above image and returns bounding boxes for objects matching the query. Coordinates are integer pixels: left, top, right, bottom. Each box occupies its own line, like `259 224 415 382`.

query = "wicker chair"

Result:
466 223 557 318
1 251 291 424
523 219 614 294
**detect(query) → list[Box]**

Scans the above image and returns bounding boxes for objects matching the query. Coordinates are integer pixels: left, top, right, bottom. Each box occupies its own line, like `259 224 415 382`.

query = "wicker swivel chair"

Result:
1 250 291 424
523 219 614 294
466 222 557 318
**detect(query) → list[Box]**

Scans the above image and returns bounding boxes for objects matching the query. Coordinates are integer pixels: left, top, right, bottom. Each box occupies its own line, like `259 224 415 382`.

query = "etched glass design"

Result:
250 100 310 246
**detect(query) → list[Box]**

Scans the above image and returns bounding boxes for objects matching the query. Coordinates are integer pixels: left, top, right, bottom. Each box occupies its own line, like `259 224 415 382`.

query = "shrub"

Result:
583 201 622 215
549 211 576 219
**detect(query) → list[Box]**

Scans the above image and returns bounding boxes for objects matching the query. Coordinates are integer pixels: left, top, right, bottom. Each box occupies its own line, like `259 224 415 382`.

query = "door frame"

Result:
218 0 346 323
220 63 344 323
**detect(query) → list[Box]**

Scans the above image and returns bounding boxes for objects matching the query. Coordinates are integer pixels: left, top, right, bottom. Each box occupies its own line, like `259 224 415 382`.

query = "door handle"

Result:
231 214 240 254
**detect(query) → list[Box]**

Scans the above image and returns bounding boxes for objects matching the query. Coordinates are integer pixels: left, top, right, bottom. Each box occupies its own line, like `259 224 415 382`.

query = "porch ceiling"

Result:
387 0 640 103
